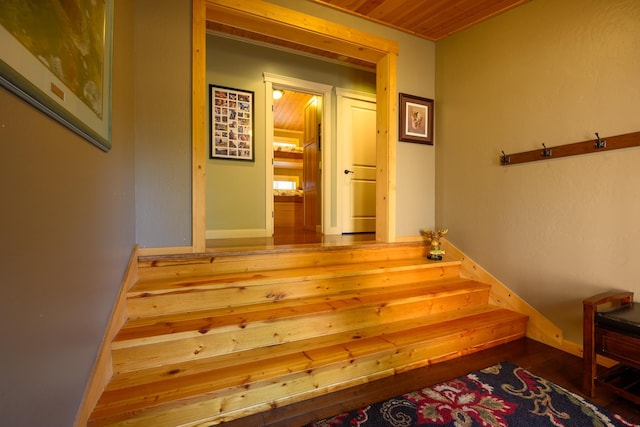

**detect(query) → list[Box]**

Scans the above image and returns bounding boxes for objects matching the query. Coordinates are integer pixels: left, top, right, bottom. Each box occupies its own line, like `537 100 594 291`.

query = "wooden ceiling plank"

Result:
311 0 530 41
423 0 529 39
312 0 440 41
354 0 387 16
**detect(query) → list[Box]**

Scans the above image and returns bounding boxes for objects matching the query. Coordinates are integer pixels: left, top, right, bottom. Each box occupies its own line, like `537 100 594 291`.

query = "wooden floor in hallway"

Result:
206 231 377 252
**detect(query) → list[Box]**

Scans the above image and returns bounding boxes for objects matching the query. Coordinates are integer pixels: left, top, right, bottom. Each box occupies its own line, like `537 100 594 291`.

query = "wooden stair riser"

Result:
112 288 490 373
127 262 461 319
137 244 431 281
92 310 527 427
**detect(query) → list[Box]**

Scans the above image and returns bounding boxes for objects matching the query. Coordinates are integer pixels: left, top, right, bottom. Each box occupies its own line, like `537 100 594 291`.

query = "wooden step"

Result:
117 277 489 343
89 242 529 426
112 278 490 372
136 242 435 281
127 258 462 319
89 306 527 427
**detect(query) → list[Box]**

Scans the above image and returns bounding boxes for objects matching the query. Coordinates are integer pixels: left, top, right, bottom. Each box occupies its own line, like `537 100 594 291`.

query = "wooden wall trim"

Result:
441 239 564 347
375 52 396 242
205 0 397 60
192 0 207 253
73 245 139 427
443 238 619 365
138 246 196 256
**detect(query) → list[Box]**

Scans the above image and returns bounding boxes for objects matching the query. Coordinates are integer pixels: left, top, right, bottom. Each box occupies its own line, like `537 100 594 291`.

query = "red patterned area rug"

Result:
304 361 639 427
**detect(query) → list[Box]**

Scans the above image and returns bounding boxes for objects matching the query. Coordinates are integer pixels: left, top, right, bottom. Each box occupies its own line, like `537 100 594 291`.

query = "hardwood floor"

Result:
206 231 377 251
220 338 640 426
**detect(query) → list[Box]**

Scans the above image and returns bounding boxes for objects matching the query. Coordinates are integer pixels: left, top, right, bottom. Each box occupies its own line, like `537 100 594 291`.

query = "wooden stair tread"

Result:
136 242 443 280
91 306 527 423
125 259 463 320
130 257 460 295
115 278 489 343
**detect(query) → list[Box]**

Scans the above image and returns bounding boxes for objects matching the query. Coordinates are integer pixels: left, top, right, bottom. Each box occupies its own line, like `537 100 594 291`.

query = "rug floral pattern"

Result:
306 362 640 427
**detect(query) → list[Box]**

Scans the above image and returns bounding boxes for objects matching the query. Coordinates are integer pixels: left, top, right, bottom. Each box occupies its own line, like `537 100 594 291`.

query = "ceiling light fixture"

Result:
273 89 283 100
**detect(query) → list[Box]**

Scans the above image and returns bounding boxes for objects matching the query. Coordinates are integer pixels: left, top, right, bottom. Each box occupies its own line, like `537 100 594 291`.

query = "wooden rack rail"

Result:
500 131 640 166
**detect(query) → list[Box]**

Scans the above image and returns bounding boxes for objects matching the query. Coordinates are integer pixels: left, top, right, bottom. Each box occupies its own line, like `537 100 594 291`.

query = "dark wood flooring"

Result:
220 338 640 426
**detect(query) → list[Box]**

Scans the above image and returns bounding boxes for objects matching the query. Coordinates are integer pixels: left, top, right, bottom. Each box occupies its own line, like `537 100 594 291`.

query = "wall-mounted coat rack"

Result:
500 131 640 166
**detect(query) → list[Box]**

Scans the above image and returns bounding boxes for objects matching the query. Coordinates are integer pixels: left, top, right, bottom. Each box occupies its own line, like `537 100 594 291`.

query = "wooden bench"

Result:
583 291 640 403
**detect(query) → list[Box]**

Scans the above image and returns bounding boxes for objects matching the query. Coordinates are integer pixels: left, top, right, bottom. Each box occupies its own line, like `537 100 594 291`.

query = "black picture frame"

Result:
399 93 433 145
209 84 255 161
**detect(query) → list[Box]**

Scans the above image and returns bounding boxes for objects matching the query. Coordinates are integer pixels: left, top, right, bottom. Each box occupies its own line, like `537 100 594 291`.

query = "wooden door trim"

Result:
194 0 398 250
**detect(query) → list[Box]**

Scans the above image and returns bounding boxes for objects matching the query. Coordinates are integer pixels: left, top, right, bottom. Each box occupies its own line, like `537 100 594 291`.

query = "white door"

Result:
340 95 376 233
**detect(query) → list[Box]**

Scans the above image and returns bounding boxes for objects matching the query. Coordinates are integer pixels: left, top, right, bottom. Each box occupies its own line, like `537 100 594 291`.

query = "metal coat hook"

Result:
541 143 552 157
595 132 606 149
501 150 510 164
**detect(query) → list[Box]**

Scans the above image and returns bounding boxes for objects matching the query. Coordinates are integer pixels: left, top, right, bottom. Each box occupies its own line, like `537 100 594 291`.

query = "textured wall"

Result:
134 0 192 248
436 0 640 342
0 2 136 425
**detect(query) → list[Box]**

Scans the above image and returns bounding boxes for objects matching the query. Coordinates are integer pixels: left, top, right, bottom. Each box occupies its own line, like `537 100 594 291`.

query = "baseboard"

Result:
73 245 139 427
206 228 269 239
138 245 195 256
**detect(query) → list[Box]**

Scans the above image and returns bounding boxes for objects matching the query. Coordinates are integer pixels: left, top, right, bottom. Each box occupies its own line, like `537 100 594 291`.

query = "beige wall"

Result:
0 1 136 425
436 0 640 342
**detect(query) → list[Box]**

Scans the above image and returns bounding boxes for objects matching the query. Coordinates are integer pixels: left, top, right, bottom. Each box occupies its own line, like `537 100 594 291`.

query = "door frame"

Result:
336 88 377 235
263 73 333 237
194 0 398 251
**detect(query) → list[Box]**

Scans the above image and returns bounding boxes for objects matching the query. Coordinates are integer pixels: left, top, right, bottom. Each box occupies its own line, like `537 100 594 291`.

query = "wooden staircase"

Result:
88 242 528 426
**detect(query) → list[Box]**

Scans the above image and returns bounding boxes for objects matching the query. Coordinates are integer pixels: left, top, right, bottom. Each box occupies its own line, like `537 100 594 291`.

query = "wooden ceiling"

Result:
208 0 530 69
310 0 530 41
273 90 314 132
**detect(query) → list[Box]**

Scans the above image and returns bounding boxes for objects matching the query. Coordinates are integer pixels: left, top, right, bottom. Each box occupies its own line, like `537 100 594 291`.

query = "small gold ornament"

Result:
423 229 448 260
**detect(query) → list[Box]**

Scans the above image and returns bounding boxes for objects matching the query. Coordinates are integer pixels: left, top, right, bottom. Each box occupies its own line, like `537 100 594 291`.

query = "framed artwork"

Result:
399 93 434 145
0 0 114 151
209 84 254 161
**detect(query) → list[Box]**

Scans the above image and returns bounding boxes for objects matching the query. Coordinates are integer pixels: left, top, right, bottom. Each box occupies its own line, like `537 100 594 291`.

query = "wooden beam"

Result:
192 0 207 253
205 0 397 64
376 53 396 242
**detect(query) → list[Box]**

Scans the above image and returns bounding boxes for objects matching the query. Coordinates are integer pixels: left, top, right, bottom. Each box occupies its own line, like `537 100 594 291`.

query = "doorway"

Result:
272 89 322 243
264 73 333 243
195 0 399 252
